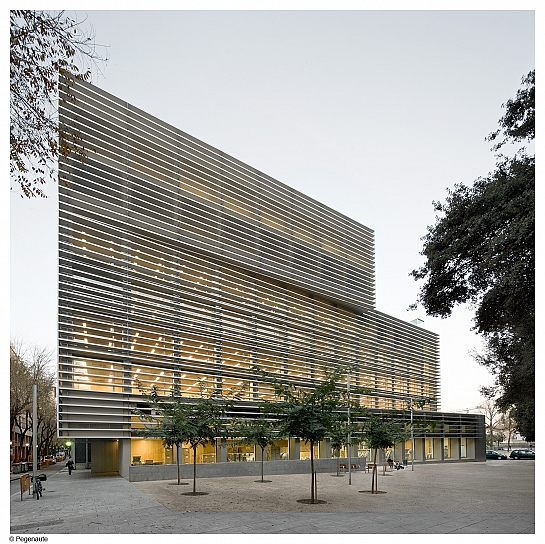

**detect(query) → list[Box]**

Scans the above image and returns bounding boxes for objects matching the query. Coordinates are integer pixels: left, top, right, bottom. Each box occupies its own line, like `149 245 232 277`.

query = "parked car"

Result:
486 450 507 460
509 449 535 460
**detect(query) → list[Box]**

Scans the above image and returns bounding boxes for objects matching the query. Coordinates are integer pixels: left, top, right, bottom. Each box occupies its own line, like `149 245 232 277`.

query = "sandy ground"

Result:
133 460 535 514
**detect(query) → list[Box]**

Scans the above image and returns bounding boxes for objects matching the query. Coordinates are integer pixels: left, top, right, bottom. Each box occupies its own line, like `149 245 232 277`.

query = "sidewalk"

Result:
9 461 535 534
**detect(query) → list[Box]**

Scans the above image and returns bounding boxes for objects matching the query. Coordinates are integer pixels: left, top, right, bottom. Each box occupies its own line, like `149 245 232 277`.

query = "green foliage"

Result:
487 70 534 150
10 10 107 198
234 417 278 482
133 382 231 449
361 413 409 493
255 365 369 447
254 364 370 502
234 417 278 451
361 414 409 451
411 71 535 441
133 381 233 490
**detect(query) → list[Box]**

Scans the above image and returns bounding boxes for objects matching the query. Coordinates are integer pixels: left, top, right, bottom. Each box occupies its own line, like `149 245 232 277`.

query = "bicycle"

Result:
31 476 43 500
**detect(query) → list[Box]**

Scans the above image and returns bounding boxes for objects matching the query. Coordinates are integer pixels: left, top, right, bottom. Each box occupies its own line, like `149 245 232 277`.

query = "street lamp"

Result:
410 401 414 471
347 368 351 485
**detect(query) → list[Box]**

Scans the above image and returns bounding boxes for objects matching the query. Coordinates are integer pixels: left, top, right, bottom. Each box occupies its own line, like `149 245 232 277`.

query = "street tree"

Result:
498 408 516 450
361 414 408 494
10 10 108 198
328 414 366 476
10 341 57 461
254 365 370 504
477 387 503 448
410 70 535 440
134 382 233 494
233 417 278 482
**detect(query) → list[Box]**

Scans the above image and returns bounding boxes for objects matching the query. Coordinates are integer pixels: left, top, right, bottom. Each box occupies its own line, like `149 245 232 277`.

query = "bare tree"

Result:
10 10 108 198
478 387 502 448
10 341 56 460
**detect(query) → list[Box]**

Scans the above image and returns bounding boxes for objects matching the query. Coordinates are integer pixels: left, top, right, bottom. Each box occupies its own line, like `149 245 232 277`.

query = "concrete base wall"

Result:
129 457 363 482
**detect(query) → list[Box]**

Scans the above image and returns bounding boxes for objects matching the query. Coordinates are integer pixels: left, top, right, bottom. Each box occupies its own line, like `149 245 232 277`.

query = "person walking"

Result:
66 458 74 475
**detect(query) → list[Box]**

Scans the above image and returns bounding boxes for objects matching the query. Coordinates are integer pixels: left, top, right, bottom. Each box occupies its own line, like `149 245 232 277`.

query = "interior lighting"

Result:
82 322 86 328
136 368 141 373
151 349 155 353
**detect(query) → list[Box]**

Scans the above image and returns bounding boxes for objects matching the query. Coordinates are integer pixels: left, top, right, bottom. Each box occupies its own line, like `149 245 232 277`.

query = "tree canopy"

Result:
134 382 233 492
411 70 535 440
361 413 409 493
10 10 107 198
255 365 369 503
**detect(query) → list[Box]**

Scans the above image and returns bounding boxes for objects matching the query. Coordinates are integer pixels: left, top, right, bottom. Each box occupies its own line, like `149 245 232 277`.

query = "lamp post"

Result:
410 401 414 471
32 384 38 486
347 369 351 485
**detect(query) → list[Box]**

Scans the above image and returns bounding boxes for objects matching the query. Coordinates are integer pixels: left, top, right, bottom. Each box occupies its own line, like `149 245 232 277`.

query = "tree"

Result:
477 388 503 448
10 341 57 461
234 417 278 482
255 365 369 504
134 382 233 494
361 414 408 494
328 415 366 477
410 71 535 441
10 10 107 198
498 408 516 451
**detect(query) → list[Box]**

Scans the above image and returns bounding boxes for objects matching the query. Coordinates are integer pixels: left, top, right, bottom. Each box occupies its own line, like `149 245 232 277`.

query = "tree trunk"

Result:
176 443 181 485
371 448 378 493
310 441 315 503
192 445 197 494
261 446 265 482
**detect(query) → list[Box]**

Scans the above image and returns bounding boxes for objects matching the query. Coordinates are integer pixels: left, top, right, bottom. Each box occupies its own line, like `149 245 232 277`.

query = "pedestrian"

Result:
66 458 74 475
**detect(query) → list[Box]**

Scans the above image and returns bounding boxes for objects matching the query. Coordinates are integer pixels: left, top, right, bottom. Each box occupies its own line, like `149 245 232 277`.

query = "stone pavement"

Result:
9 461 536 535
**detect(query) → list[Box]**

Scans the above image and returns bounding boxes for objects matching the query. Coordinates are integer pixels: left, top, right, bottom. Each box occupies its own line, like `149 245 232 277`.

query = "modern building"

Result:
57 79 485 478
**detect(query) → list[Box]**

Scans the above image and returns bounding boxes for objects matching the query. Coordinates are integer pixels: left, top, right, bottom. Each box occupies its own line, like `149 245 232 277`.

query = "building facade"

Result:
57 80 484 477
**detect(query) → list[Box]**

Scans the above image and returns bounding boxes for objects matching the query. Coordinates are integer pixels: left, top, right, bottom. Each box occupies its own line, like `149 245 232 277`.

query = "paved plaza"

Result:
9 460 535 534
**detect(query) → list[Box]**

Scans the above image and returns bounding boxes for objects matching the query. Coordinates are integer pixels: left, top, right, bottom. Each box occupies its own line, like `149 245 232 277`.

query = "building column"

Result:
216 438 227 463
289 438 300 460
118 438 131 479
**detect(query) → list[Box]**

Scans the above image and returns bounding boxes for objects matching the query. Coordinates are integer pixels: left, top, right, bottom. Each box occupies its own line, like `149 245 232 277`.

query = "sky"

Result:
8 2 537 414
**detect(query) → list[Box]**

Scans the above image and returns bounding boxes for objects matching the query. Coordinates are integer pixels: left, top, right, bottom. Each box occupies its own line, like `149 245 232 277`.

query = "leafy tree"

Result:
255 365 369 504
134 382 233 493
410 70 535 440
328 414 366 476
10 10 107 198
361 414 408 493
234 417 278 482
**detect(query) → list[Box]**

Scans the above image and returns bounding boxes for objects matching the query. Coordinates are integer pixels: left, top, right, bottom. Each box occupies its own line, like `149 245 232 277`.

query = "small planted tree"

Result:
329 415 366 476
255 365 369 504
361 414 408 494
133 381 232 494
234 417 278 482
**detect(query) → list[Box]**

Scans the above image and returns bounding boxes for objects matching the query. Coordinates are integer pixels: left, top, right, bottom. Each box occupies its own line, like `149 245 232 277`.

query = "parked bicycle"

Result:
31 475 44 499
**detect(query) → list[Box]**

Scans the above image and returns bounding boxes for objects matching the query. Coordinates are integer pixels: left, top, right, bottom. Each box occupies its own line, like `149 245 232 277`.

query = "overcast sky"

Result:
8 3 536 413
